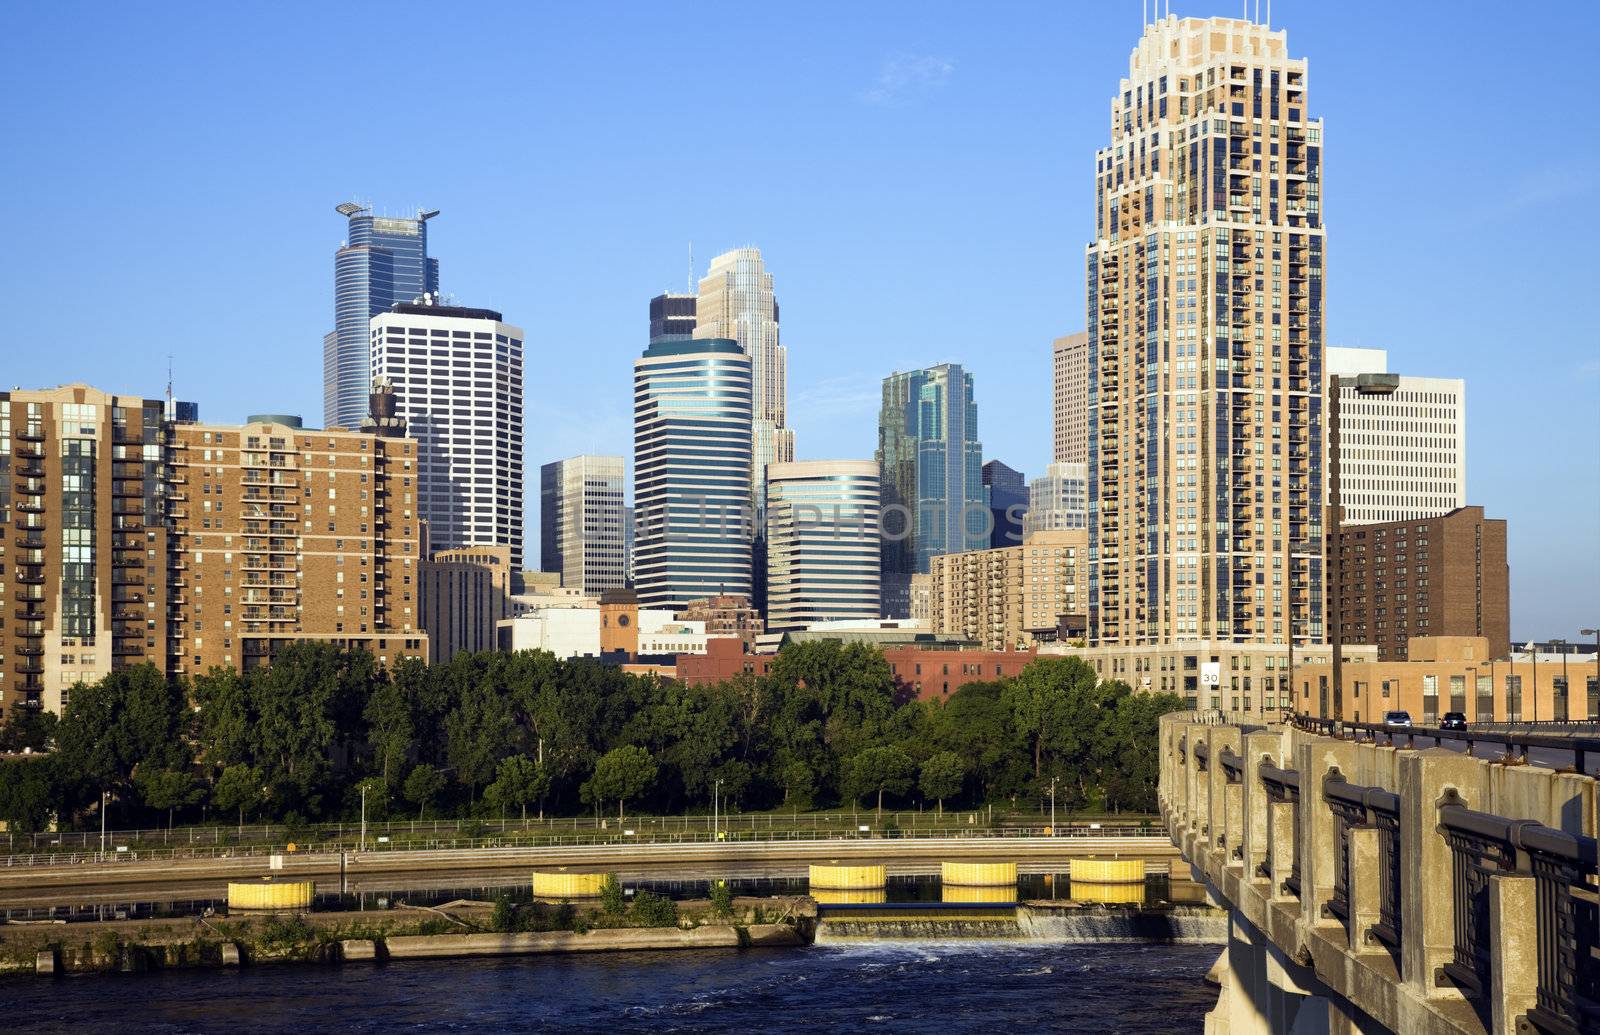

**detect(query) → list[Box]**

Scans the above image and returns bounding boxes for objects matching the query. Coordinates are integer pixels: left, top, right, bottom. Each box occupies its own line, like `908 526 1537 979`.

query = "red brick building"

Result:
677 637 1038 701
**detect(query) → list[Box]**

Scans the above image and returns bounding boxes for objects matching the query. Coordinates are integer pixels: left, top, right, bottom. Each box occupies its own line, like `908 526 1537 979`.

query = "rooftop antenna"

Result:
687 241 694 294
165 354 173 419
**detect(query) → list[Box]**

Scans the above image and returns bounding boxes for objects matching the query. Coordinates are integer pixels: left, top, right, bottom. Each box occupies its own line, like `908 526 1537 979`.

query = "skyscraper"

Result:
633 338 753 610
649 292 697 344
693 248 794 512
877 364 985 617
370 299 525 567
540 455 627 594
1025 462 1089 536
1087 16 1325 647
765 460 881 632
1326 347 1465 523
982 460 1028 548
1052 332 1089 464
324 203 439 430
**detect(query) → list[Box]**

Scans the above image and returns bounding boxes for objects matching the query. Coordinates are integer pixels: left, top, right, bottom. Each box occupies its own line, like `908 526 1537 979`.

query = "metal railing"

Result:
1258 759 1302 897
0 824 1166 870
1293 714 1600 774
1321 768 1402 954
1437 791 1600 1034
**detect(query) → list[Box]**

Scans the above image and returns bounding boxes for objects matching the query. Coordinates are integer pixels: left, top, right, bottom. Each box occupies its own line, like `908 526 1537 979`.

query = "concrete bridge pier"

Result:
1205 904 1383 1034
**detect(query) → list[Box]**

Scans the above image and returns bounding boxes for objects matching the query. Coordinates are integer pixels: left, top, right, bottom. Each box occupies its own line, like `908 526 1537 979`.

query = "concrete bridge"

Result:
1160 712 1599 1035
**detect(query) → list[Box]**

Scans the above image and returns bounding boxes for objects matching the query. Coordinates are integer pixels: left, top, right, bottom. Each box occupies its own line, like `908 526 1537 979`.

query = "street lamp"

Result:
1524 641 1539 724
712 779 722 842
1326 371 1400 722
1048 776 1059 835
1549 639 1570 723
1582 629 1599 721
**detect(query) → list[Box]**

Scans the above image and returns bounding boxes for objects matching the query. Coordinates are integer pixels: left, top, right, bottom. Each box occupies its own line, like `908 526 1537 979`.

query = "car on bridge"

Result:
1382 710 1413 729
1440 711 1468 730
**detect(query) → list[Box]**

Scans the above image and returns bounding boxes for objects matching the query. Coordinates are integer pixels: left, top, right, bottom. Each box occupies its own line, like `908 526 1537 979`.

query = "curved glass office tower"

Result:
323 203 440 430
632 338 753 610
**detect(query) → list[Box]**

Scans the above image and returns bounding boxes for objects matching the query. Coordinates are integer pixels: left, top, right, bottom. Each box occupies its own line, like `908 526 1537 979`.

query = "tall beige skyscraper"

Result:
1088 16 1325 647
1052 332 1088 464
694 247 794 514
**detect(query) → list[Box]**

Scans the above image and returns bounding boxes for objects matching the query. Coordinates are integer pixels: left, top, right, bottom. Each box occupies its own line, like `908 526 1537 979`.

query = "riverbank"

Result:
4 895 815 976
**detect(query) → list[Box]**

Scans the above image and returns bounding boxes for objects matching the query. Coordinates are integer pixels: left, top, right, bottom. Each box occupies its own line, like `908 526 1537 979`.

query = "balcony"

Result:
15 658 44 675
14 606 46 622
14 444 43 460
15 429 44 443
15 573 45 586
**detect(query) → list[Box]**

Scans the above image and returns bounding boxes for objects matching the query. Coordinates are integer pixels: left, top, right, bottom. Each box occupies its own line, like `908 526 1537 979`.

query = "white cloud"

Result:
863 52 954 107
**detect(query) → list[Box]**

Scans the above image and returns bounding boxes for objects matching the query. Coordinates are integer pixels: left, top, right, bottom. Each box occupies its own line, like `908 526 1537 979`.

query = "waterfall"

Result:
814 905 1226 944
1016 905 1226 945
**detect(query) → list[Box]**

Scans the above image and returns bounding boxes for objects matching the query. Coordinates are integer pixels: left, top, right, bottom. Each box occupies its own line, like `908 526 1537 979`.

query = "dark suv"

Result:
1440 711 1468 730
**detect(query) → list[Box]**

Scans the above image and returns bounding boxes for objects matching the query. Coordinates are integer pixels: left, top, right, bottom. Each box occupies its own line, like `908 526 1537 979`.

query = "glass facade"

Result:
325 205 440 429
877 364 985 617
632 338 754 610
765 461 881 632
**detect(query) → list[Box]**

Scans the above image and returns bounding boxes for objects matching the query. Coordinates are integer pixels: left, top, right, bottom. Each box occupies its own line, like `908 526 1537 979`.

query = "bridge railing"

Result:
1291 713 1600 775
1162 711 1600 1035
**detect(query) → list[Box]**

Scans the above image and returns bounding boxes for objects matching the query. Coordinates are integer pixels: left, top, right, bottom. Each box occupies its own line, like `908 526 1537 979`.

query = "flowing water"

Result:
4 942 1219 1033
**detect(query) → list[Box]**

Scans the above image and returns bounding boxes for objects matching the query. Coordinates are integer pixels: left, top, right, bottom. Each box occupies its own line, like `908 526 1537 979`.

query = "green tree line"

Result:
0 640 1183 833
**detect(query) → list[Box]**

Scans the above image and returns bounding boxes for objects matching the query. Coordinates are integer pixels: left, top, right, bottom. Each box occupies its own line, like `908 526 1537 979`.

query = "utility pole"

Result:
360 783 368 852
1527 642 1539 723
99 790 108 857
713 779 722 841
1049 776 1058 835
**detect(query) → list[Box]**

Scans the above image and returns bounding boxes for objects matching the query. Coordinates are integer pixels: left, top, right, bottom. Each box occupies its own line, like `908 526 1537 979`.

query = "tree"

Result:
445 670 516 802
404 764 447 819
484 755 548 823
211 764 262 833
0 709 56 754
136 767 201 830
846 746 916 817
1003 657 1096 779
919 752 965 816
582 745 657 819
364 674 417 788
777 759 815 810
0 757 57 833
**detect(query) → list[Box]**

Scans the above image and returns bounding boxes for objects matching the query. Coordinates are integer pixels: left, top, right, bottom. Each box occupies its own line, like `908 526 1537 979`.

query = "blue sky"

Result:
2 1 1595 638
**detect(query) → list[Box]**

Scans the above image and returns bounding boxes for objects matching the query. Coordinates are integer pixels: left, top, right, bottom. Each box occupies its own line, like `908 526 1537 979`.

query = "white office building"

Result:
370 297 526 567
765 460 881 633
1024 462 1089 536
540 454 626 595
1327 347 1466 524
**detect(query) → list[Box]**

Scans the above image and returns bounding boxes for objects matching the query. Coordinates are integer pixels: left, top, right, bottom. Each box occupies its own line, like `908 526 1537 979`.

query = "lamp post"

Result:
99 790 108 858
712 779 722 842
1525 641 1539 724
1049 776 1059 835
1549 638 1570 723
360 783 368 852
1326 371 1399 722
1582 629 1599 721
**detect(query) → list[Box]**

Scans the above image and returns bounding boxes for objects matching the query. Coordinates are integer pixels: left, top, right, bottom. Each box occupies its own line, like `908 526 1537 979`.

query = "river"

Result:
7 942 1217 1033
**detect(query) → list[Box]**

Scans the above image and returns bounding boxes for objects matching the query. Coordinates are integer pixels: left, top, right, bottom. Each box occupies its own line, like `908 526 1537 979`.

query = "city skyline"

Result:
2 1 1594 637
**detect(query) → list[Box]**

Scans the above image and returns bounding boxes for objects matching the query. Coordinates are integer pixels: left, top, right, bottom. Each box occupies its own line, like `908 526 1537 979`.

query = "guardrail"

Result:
6 811 1156 853
1292 714 1600 773
0 825 1168 870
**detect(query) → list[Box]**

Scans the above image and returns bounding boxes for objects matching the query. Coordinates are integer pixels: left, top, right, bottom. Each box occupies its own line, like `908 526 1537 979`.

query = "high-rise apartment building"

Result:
765 460 882 633
693 248 794 513
324 203 440 430
1024 462 1089 536
1333 506 1509 662
540 454 626 594
982 460 1028 548
632 338 753 610
1052 332 1089 464
0 384 427 716
370 299 525 568
649 292 697 344
1326 347 1466 524
928 530 1090 650
877 364 985 617
1087 16 1325 647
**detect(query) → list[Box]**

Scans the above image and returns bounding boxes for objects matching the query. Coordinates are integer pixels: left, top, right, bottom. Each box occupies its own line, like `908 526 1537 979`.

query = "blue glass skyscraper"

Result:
877 363 986 617
323 202 440 429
